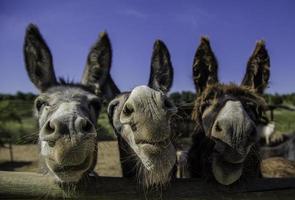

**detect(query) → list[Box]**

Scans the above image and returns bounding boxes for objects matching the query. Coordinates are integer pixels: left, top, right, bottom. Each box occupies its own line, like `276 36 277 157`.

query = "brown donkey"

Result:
24 24 118 183
187 37 269 185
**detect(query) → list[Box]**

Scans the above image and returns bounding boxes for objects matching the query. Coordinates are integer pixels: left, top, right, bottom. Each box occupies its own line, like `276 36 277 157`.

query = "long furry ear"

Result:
81 32 120 99
241 40 270 94
23 24 57 91
148 40 173 93
192 37 218 94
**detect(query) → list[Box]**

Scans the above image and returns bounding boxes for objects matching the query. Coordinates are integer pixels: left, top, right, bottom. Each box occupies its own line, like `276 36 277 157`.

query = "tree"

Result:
169 91 195 106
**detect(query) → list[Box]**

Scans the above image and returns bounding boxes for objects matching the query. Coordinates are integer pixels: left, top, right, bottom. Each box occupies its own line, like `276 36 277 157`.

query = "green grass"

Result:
96 112 116 140
271 109 295 134
2 118 38 144
0 99 34 117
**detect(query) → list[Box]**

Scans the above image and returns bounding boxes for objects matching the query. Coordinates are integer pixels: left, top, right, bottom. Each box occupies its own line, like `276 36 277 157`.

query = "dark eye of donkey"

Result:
244 101 259 120
202 99 213 110
35 98 48 112
164 98 174 109
89 98 101 112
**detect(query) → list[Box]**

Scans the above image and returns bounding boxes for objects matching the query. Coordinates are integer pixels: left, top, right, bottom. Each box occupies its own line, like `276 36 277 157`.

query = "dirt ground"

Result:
0 141 122 177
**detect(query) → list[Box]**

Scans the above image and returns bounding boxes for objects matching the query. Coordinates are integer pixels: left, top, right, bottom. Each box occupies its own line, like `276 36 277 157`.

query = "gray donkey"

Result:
108 40 177 188
24 24 119 183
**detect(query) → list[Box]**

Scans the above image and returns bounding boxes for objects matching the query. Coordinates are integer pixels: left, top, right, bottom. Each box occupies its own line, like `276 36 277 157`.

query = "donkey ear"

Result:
192 37 218 94
81 32 120 99
241 40 270 94
23 24 57 92
148 40 173 93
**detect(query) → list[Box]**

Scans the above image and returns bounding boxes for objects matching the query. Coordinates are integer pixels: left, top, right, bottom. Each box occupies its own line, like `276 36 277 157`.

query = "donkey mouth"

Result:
136 138 171 148
213 149 246 164
48 154 92 173
213 140 248 164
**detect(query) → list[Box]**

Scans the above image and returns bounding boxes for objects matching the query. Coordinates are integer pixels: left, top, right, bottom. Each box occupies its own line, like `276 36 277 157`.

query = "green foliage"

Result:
271 109 295 134
0 92 36 101
169 91 195 105
0 96 37 144
96 111 115 141
264 93 295 106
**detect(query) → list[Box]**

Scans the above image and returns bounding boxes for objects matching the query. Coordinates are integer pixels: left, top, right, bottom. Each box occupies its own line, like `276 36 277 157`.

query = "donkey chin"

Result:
41 135 96 183
122 124 176 186
211 139 254 185
136 141 176 187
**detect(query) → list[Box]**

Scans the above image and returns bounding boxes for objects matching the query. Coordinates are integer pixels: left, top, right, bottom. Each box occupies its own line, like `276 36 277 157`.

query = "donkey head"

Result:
24 24 118 183
108 41 177 187
192 37 269 185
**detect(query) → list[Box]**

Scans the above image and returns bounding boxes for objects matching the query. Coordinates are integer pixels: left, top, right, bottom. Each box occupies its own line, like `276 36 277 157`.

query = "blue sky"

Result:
0 0 295 94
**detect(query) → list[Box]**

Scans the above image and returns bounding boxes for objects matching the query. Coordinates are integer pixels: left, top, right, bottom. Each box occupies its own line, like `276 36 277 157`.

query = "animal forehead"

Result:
201 84 261 101
43 86 98 102
129 85 163 101
218 101 246 117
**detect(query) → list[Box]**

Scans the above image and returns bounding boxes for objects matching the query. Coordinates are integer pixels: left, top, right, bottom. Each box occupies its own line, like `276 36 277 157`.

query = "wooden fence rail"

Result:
0 171 295 199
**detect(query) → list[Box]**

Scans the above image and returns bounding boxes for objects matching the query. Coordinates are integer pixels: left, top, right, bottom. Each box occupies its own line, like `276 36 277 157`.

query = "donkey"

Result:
257 121 275 145
107 40 177 188
23 24 118 183
187 37 270 185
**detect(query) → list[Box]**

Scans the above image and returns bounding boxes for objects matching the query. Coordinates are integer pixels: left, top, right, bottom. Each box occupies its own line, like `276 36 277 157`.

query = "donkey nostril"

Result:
123 103 134 116
81 120 93 133
45 121 55 135
215 122 222 132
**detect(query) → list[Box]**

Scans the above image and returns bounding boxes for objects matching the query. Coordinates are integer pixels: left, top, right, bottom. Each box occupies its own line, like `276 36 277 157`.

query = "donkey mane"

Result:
191 83 268 124
54 77 96 94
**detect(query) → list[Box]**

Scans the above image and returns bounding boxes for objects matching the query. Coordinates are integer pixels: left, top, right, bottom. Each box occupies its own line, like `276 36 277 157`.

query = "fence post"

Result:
9 139 13 162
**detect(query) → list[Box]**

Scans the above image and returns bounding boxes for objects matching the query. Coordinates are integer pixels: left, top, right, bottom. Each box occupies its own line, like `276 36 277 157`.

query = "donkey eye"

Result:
244 102 259 118
164 98 174 109
89 98 101 112
245 102 257 110
35 98 48 112
203 99 213 107
200 99 213 113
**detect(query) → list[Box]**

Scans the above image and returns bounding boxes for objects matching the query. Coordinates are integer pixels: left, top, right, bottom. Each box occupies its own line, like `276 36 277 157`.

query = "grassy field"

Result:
272 109 295 134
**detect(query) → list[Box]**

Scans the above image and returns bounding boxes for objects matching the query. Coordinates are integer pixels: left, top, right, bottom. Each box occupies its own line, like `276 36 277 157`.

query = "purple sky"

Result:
0 0 295 94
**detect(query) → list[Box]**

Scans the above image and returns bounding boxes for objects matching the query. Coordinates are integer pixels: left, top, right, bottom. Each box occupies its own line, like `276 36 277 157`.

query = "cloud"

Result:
174 7 217 28
119 9 148 19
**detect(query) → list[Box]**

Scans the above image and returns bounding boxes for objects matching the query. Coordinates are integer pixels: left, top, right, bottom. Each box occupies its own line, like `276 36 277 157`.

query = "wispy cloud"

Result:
175 13 201 28
118 9 148 19
174 6 218 28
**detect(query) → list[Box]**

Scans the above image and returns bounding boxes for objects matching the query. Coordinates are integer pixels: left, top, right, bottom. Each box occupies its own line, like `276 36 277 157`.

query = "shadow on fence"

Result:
0 171 295 199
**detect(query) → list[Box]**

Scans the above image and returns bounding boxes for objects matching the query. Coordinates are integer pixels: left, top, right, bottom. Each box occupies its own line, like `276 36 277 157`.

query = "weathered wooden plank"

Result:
0 171 295 199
